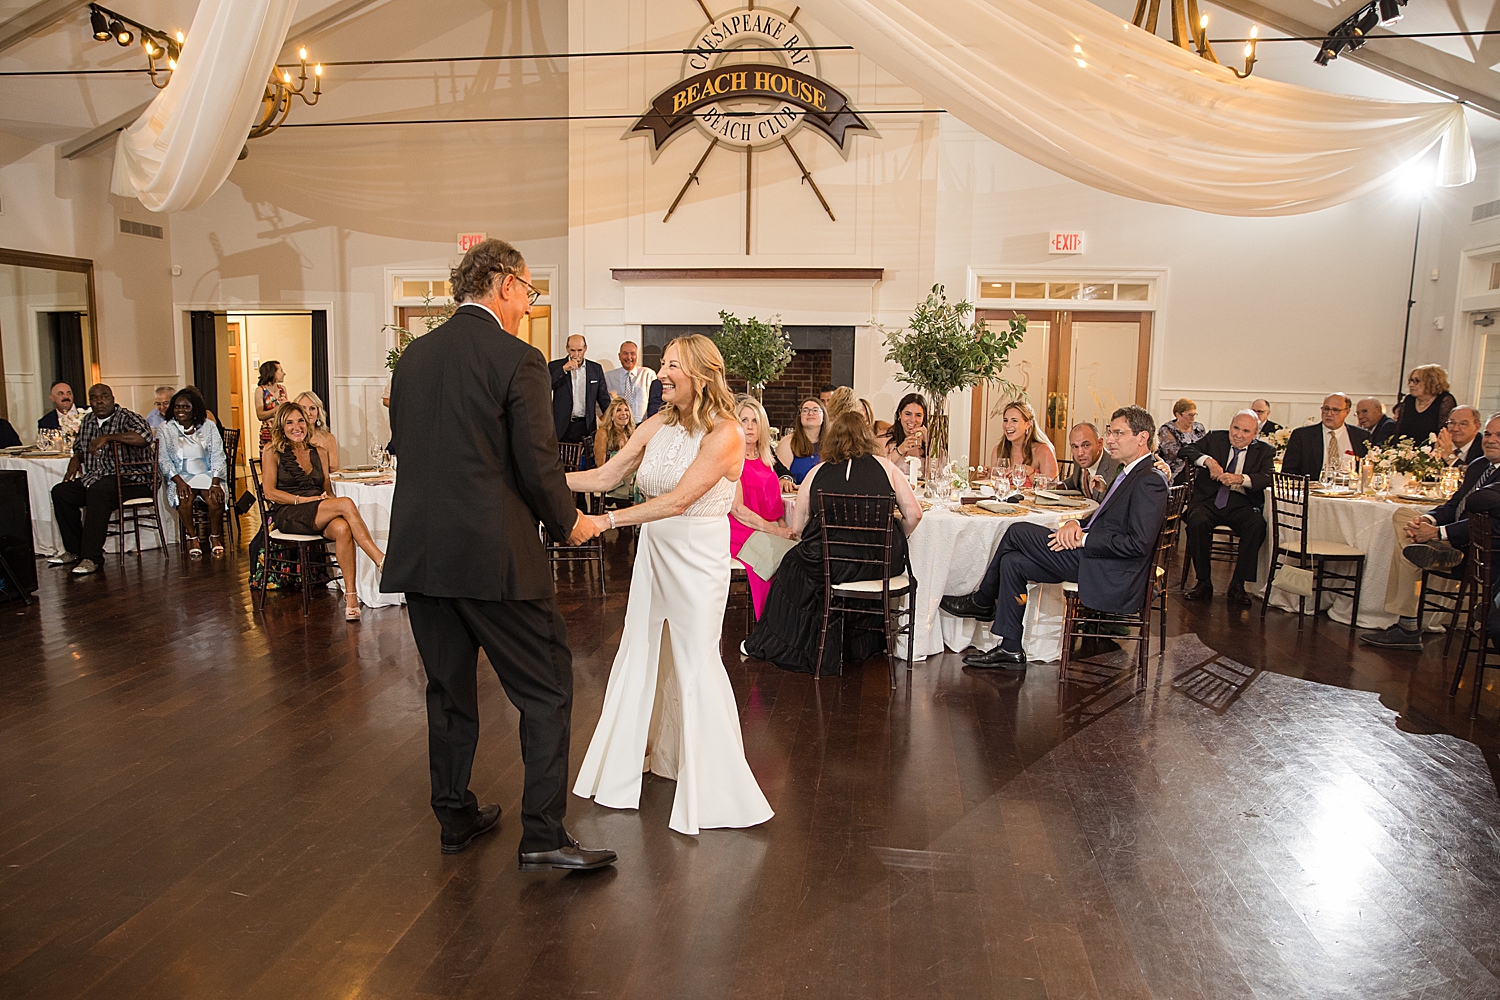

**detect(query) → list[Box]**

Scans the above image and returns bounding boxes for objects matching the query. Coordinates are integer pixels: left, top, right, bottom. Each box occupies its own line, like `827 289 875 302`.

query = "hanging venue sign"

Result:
627 6 870 237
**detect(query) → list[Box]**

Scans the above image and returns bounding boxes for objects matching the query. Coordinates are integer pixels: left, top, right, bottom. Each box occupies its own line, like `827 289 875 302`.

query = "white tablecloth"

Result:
1248 494 1417 629
0 454 171 557
911 502 1091 663
331 476 402 608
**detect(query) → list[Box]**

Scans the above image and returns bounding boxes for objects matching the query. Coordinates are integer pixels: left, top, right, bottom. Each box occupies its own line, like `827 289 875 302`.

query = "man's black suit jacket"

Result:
1367 414 1398 447
38 409 61 431
383 304 578 602
1075 457 1169 615
1280 423 1370 478
1423 454 1500 551
548 357 611 439
646 379 663 419
1259 419 1282 437
1179 432 1276 510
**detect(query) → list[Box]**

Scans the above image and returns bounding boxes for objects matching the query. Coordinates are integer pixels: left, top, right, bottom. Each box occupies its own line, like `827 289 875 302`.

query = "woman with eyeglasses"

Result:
774 397 825 485
1393 364 1457 447
1156 397 1205 483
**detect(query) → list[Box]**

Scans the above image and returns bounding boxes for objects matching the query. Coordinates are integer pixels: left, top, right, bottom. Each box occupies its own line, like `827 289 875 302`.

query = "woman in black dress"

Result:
744 410 924 675
1393 364 1457 446
261 401 386 621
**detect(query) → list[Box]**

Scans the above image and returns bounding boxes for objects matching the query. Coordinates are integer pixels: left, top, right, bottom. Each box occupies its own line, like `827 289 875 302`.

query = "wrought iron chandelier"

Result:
1131 0 1258 78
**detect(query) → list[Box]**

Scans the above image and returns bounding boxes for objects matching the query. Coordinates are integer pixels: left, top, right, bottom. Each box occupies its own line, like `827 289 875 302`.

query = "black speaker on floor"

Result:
0 470 38 596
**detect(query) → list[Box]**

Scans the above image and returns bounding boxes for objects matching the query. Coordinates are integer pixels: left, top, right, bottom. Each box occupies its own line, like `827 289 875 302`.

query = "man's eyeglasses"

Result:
1320 406 1348 414
506 271 542 307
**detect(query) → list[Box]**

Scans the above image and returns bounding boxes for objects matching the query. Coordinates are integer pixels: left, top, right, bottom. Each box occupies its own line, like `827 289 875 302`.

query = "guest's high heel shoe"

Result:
185 536 202 558
209 534 224 557
345 598 362 622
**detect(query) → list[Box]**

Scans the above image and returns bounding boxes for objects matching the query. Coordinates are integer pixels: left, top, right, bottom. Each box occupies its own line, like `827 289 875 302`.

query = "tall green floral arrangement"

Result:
882 284 1026 483
716 310 795 398
384 292 457 371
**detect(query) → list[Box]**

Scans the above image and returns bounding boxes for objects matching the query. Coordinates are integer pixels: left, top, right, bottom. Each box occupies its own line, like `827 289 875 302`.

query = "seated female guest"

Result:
824 386 858 424
158 387 228 558
880 392 928 464
294 390 340 471
260 402 386 622
988 400 1059 482
1157 397 1205 483
596 396 637 500
729 396 795 619
744 410 923 675
774 396 825 485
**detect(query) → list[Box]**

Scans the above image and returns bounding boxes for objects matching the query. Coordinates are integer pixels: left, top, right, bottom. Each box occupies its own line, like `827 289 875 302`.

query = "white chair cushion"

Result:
123 497 155 506
831 573 911 594
1062 580 1078 593
269 528 325 543
1303 540 1364 558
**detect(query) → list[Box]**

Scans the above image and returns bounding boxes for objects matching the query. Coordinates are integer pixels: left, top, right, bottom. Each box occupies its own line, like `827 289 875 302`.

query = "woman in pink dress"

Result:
729 396 795 618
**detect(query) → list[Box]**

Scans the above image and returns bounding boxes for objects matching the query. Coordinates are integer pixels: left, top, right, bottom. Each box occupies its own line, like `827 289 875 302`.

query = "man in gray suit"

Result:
1061 422 1121 499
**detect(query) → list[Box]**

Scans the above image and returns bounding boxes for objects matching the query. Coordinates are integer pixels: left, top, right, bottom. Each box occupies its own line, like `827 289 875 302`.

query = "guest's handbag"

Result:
234 491 255 516
1270 565 1315 597
738 530 798 579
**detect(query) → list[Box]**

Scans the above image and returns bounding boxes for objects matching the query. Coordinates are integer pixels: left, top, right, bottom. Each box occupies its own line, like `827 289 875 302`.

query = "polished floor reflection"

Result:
2 537 1499 1000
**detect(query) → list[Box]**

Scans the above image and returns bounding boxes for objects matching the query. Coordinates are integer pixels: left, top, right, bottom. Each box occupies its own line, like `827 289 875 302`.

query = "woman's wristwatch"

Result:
608 511 616 529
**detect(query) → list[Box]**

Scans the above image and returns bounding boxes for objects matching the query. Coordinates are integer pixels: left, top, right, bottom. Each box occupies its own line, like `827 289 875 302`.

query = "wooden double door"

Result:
970 310 1152 463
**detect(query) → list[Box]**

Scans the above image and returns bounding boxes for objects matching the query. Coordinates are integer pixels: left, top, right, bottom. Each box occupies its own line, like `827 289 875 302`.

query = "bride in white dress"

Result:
565 334 774 835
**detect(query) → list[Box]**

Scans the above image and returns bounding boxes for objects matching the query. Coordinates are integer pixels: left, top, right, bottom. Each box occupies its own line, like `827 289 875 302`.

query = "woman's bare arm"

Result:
568 415 661 493
600 419 745 528
731 476 791 537
260 446 325 505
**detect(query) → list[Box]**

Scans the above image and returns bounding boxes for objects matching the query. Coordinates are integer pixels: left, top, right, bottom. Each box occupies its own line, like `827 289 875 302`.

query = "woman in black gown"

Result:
744 410 924 675
261 401 386 621
1393 364 1457 446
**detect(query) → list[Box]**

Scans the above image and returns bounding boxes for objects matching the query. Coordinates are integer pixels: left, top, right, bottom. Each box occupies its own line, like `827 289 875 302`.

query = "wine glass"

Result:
1011 465 1029 493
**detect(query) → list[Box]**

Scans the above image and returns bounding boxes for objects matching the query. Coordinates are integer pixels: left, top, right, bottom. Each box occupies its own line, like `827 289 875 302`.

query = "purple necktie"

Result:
1215 448 1242 509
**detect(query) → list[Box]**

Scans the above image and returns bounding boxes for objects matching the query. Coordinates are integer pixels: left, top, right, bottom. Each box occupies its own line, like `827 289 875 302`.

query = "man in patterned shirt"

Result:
49 383 153 576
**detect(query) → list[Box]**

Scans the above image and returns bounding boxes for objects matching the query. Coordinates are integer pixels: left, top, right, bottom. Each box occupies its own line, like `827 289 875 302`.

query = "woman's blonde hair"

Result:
600 396 635 456
735 394 774 465
294 390 327 430
268 401 311 456
1172 397 1197 417
824 386 858 424
790 397 826 458
659 334 736 435
1002 400 1047 468
1409 364 1451 397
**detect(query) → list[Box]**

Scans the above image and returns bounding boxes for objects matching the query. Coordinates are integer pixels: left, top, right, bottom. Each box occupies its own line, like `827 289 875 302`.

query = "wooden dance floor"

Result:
4 539 1500 999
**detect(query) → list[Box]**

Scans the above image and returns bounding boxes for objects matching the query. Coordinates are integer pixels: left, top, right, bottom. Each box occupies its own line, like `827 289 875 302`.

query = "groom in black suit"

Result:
941 405 1169 667
385 239 614 871
1179 409 1276 605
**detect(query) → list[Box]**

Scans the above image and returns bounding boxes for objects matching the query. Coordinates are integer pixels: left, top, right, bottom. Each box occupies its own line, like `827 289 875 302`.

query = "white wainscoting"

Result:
1152 390 1397 436
332 375 391 469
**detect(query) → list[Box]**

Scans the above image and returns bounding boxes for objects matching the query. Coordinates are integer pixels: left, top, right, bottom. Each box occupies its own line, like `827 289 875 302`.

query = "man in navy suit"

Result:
940 405 1169 668
1361 412 1500 650
548 335 611 461
645 378 664 419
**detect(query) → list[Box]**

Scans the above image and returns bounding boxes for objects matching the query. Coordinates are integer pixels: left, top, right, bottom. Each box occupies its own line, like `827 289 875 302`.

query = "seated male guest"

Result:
1355 397 1399 447
1250 399 1280 437
940 405 1168 668
47 383 153 576
1179 410 1274 606
603 340 656 423
1361 412 1500 650
145 385 175 432
0 417 20 448
549 334 611 461
1280 393 1369 478
37 381 77 431
1061 422 1121 499
1437 405 1482 466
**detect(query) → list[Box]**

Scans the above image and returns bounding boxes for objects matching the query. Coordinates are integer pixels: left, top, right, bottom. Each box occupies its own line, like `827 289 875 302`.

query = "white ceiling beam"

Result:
0 0 88 55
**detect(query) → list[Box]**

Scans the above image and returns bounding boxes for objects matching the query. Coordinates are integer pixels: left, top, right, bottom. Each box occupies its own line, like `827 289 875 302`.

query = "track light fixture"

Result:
86 5 184 89
1314 0 1408 65
90 8 110 40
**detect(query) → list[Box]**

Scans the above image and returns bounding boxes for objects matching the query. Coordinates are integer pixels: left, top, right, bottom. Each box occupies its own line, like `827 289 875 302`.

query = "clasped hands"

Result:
1047 518 1084 551
1202 457 1244 487
1404 517 1441 544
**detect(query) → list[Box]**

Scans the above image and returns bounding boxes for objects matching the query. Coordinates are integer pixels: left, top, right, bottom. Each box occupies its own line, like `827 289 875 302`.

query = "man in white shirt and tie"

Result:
1362 412 1500 650
1436 405 1482 467
1279 393 1370 478
603 340 656 423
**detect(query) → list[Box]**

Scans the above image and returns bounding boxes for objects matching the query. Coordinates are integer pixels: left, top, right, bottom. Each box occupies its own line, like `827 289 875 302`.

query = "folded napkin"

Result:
1030 490 1088 508
975 500 1021 514
738 530 798 579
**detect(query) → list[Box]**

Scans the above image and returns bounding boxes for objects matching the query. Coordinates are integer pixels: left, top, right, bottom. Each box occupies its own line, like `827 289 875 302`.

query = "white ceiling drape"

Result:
110 0 297 214
798 0 1475 216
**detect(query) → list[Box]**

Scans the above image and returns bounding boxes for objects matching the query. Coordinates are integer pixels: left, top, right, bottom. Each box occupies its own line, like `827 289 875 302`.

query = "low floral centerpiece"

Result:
1364 435 1445 485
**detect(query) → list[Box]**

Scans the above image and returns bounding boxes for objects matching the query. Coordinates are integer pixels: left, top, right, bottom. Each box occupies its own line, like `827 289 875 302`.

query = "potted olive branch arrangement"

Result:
383 292 457 371
715 310 795 402
882 284 1026 491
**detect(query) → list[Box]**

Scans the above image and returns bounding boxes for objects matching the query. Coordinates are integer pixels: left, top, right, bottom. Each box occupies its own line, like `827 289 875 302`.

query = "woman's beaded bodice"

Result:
637 422 735 516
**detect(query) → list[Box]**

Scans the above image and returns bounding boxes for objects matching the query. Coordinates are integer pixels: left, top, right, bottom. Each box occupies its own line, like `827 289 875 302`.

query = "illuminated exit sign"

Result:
457 232 488 253
1049 231 1084 254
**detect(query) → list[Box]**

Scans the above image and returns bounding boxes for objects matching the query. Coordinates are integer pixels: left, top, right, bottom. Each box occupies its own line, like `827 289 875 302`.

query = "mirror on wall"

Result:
0 249 98 445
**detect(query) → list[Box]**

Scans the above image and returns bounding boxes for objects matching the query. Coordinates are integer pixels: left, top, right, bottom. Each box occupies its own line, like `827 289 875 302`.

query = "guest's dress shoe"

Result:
941 593 995 621
1403 542 1464 571
518 833 617 872
963 646 1027 670
70 559 100 576
1226 582 1252 606
1182 581 1212 601
47 551 78 566
1358 624 1423 651
440 803 502 855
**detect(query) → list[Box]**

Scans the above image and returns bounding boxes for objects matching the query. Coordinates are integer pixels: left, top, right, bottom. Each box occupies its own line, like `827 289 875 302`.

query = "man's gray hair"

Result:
1230 408 1260 426
449 238 526 303
1112 405 1156 442
154 384 175 395
1450 404 1481 422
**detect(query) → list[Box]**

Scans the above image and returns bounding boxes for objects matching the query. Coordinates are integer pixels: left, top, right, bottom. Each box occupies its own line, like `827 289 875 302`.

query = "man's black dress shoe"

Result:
941 593 995 621
963 646 1027 669
518 834 617 872
1226 582 1252 606
440 803 501 855
1182 581 1212 601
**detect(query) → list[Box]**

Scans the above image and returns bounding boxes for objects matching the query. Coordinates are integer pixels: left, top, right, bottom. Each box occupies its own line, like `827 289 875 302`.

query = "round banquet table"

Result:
910 499 1096 663
330 474 403 608
1247 492 1434 629
0 453 173 557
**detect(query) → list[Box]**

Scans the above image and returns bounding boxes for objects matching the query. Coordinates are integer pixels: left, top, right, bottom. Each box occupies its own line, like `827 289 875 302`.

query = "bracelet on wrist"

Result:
608 510 616 530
